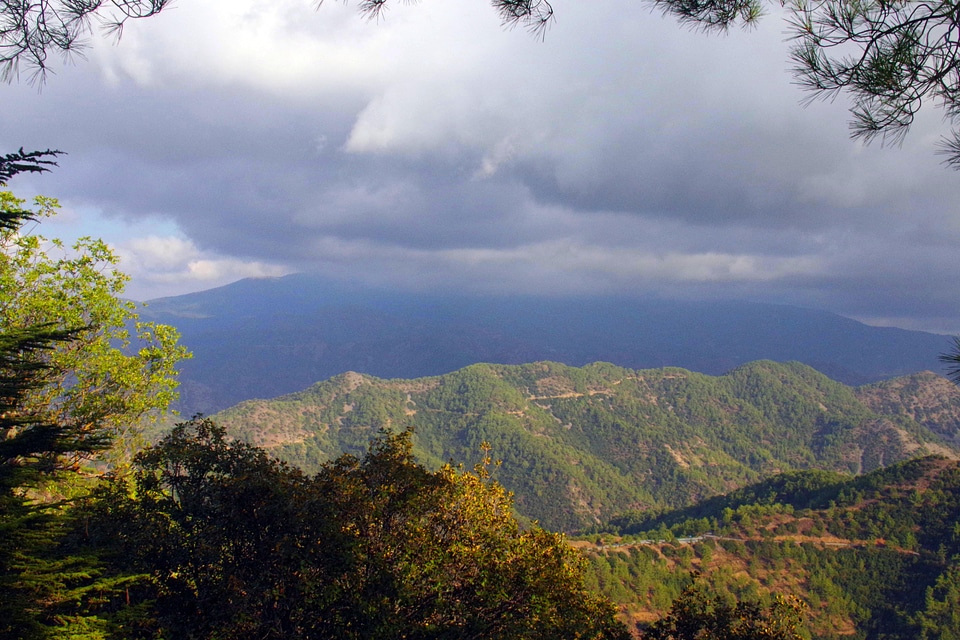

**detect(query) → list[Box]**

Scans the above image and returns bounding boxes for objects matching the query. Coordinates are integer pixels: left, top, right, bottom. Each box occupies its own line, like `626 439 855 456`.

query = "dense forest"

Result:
581 455 960 638
213 361 960 531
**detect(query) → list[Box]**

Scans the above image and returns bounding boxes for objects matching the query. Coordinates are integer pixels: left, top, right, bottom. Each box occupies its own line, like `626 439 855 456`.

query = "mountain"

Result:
210 360 960 532
140 274 954 416
583 455 960 638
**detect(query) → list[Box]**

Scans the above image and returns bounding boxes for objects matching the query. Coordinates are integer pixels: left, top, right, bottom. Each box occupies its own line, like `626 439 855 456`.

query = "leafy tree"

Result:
639 580 808 640
0 151 188 639
0 148 117 490
93 417 631 639
0 147 188 471
0 187 190 462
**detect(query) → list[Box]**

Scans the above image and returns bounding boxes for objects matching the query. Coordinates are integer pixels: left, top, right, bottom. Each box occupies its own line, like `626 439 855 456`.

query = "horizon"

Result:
134 272 960 337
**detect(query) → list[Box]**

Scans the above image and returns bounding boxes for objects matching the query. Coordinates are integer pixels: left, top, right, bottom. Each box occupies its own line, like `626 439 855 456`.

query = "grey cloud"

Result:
3 0 960 333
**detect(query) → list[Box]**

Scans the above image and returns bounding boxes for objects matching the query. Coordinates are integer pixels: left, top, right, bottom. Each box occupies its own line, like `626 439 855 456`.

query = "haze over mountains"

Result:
140 274 954 416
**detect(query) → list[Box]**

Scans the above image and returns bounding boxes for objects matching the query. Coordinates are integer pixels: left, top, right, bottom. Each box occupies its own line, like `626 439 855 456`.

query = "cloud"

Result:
4 0 960 332
117 235 291 300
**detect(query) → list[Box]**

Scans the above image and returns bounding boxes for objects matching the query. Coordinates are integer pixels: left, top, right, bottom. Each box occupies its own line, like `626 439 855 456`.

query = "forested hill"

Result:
582 455 960 638
140 274 953 415
213 360 960 532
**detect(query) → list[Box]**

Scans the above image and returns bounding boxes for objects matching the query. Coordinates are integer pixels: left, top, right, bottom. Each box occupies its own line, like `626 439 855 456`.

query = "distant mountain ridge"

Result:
211 360 960 532
140 274 953 416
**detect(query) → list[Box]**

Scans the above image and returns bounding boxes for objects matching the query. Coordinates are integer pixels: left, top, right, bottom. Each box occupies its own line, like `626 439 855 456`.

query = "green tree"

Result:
0 147 184 485
0 323 149 640
640 580 808 640
0 324 90 640
94 417 631 639
0 151 188 639
0 187 190 463
915 561 960 639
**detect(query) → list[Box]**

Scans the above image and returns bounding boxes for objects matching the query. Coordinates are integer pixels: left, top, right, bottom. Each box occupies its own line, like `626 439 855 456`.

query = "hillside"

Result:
582 456 960 638
140 274 953 415
212 360 960 532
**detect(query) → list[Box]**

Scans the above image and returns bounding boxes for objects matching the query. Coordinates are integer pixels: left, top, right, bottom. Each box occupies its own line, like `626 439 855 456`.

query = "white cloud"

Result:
118 235 291 300
289 232 822 296
436 241 823 286
90 0 454 96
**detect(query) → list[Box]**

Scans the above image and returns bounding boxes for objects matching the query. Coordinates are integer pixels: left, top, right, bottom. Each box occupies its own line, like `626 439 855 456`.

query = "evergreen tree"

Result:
0 151 186 638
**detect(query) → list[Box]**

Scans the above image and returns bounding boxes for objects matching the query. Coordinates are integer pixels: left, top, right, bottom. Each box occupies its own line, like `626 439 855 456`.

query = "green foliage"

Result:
581 456 960 638
640 580 808 639
0 164 189 639
214 360 955 532
0 189 190 461
0 325 88 490
91 417 631 639
0 325 144 640
607 468 847 536
915 560 960 639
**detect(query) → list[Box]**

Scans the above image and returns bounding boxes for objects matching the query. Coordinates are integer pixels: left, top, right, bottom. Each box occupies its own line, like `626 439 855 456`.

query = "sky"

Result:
3 0 960 333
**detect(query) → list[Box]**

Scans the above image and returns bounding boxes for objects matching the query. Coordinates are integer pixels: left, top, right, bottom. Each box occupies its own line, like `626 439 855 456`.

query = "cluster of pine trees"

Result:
584 455 960 637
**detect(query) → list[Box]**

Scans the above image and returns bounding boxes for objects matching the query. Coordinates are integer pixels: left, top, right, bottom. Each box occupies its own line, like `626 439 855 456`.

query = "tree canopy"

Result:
89 417 631 639
640 580 808 640
0 153 190 639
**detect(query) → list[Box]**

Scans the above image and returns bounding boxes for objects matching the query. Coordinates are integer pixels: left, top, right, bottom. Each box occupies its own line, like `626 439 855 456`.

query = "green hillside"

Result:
581 456 960 638
213 361 960 532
